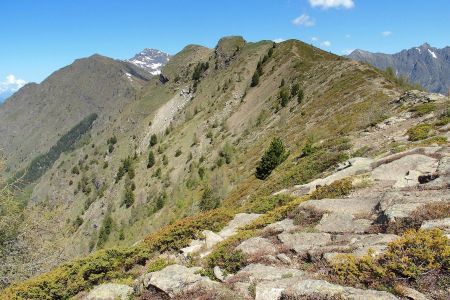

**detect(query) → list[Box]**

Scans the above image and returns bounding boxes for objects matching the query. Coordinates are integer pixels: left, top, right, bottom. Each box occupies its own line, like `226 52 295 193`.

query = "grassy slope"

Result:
2 37 409 298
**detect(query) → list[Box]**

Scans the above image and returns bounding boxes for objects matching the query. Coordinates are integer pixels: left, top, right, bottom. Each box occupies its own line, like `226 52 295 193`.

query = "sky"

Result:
1 0 449 98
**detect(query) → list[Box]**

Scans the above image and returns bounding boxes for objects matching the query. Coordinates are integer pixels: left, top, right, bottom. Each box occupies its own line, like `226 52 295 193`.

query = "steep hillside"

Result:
347 43 450 94
3 36 449 299
0 55 152 173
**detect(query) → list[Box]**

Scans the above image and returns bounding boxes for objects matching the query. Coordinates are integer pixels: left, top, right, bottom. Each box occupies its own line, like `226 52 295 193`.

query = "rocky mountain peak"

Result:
127 48 171 75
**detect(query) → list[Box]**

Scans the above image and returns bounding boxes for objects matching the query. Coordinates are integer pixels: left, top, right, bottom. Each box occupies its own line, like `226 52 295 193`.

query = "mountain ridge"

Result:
347 43 450 94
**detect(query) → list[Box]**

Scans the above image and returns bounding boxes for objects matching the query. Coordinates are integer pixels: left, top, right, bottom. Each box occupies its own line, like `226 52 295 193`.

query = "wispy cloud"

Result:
382 31 392 37
292 14 315 27
273 38 286 43
309 0 354 9
321 40 331 47
0 74 27 94
311 36 319 41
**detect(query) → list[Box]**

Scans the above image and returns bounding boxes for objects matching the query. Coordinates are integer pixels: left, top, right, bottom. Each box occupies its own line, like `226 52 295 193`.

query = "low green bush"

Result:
407 124 432 141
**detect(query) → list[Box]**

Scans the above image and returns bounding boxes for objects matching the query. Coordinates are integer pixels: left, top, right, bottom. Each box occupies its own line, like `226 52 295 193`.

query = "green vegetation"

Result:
97 214 113 248
310 178 353 200
115 156 134 183
192 61 209 81
147 151 155 168
255 138 289 180
409 102 436 117
384 66 423 91
331 229 449 288
16 113 97 184
122 186 135 208
279 86 290 107
199 186 220 211
407 123 432 141
146 257 175 273
107 136 117 153
149 134 158 147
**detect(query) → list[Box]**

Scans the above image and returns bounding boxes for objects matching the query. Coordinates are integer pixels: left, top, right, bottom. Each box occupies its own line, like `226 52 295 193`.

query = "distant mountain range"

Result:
127 48 171 75
347 43 450 94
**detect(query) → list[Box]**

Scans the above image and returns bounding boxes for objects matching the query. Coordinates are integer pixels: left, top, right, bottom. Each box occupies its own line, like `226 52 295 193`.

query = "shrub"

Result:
146 257 174 273
149 134 158 147
147 151 155 168
250 71 259 87
175 149 182 157
71 166 80 175
279 86 290 107
122 185 135 208
407 124 432 141
199 186 220 211
243 194 294 214
288 206 325 227
383 229 449 279
310 178 353 200
331 229 450 288
255 138 289 180
409 103 436 117
297 89 304 104
97 215 113 247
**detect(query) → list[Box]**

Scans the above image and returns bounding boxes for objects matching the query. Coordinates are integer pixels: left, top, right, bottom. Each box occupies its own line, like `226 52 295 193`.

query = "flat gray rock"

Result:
283 279 398 300
421 218 450 232
235 237 277 256
316 213 372 233
278 232 331 253
298 197 379 216
218 213 261 238
371 154 438 188
84 283 133 300
229 263 305 283
264 218 298 234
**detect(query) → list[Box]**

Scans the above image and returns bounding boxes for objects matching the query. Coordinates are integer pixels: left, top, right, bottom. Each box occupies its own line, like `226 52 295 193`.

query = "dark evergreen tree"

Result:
150 134 158 147
147 150 155 168
251 71 260 87
199 186 220 211
255 138 289 180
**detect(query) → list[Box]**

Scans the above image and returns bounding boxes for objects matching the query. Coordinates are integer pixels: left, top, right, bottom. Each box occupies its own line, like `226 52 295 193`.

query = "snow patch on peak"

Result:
427 49 437 59
127 49 171 75
416 48 421 53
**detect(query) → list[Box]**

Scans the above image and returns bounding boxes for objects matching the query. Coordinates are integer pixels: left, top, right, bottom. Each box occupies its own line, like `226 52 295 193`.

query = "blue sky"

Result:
1 0 449 96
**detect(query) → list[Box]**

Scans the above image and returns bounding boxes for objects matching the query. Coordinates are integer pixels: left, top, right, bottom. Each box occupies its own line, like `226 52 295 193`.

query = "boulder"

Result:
84 283 133 300
180 239 204 256
213 266 225 282
276 253 292 264
134 264 211 297
278 232 331 253
235 237 277 256
283 279 398 299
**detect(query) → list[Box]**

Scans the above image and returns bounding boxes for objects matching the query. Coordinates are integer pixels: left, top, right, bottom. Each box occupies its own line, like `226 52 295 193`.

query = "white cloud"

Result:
382 31 392 37
311 36 319 41
273 38 286 43
342 49 354 55
0 74 27 94
309 0 354 9
292 14 315 27
321 40 331 47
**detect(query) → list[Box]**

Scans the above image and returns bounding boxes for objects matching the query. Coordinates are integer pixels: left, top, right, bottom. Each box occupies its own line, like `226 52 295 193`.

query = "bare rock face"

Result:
84 283 133 300
394 90 446 104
